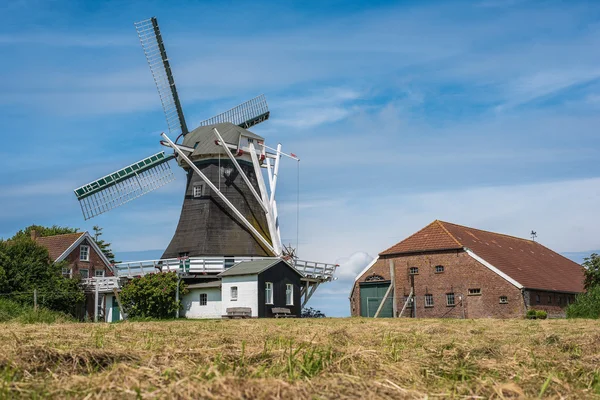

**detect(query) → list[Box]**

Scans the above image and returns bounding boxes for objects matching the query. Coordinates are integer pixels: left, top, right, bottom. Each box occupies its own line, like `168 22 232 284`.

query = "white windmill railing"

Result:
113 256 338 282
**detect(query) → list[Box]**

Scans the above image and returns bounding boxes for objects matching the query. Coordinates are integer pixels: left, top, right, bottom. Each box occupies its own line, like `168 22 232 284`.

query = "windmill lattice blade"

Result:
74 152 175 220
198 94 270 129
135 17 188 136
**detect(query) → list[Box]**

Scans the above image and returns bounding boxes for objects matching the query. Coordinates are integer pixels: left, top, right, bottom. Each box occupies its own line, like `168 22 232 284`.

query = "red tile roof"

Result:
35 232 85 261
380 220 585 293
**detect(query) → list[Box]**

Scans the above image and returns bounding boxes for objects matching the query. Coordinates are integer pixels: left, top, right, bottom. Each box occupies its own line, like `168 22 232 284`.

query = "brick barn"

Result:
350 220 586 318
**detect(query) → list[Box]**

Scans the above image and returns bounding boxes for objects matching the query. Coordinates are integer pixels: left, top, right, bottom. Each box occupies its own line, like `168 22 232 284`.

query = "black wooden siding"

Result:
257 261 302 318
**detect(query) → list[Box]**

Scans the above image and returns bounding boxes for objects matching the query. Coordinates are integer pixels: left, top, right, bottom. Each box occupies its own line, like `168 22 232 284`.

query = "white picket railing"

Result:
113 256 338 282
81 277 120 292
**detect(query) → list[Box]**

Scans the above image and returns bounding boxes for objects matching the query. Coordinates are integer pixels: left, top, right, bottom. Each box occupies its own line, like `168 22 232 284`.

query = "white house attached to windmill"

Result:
74 17 338 321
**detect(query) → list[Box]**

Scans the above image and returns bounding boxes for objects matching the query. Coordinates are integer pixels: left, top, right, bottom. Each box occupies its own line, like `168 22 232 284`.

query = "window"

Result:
558 296 562 305
61 268 71 278
231 286 238 301
548 295 552 304
193 185 204 198
80 269 89 279
409 267 419 275
247 138 254 144
425 294 434 307
468 288 481 296
365 274 385 282
199 293 207 306
499 296 508 304
435 265 445 273
286 284 293 305
536 295 541 304
80 245 89 261
265 282 273 304
95 270 105 278
446 293 455 306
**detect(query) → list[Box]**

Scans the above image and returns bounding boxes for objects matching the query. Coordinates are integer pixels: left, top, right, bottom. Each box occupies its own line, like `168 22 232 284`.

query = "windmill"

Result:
73 17 337 306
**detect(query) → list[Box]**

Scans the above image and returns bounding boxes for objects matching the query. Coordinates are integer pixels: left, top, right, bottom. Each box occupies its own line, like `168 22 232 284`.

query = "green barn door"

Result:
111 296 120 322
359 282 393 317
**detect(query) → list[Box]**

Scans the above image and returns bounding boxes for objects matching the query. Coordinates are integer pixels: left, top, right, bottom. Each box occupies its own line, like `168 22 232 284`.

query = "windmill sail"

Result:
74 152 175 220
135 17 188 137
198 94 270 129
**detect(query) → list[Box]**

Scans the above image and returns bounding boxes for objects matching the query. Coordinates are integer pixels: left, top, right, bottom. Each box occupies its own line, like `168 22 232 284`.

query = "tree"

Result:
583 253 600 290
119 272 187 319
0 238 84 315
92 226 118 264
9 225 79 241
566 286 600 319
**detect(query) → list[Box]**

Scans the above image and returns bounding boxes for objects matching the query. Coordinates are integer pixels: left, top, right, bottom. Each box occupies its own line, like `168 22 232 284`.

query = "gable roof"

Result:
36 232 85 261
219 259 304 278
35 231 113 270
379 220 585 293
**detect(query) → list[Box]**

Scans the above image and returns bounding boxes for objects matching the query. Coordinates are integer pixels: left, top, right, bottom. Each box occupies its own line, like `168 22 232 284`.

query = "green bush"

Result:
567 286 600 319
526 309 538 319
120 272 188 319
536 310 548 320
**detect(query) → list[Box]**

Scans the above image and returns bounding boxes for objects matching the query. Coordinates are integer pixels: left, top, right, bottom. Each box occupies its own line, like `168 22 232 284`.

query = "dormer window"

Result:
80 245 89 261
193 185 204 198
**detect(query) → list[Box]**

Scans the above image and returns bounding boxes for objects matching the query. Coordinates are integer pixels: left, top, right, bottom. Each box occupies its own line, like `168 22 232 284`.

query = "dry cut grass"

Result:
0 318 599 399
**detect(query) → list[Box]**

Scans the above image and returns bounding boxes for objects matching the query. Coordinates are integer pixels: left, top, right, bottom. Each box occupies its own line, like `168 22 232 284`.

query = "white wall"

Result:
222 275 258 317
181 288 222 319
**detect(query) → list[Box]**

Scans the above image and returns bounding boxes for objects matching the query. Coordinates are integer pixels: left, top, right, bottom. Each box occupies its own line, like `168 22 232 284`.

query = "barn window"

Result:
536 295 540 304
446 293 455 306
286 284 293 305
425 294 434 307
193 185 204 198
468 288 481 296
558 296 562 305
231 286 238 301
199 293 207 306
80 245 89 261
265 282 273 304
548 295 552 304
365 274 385 282
409 267 419 275
435 265 445 273
499 296 508 304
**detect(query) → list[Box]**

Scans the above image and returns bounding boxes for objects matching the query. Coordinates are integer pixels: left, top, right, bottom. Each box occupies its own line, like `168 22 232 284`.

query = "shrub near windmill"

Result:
73 17 338 320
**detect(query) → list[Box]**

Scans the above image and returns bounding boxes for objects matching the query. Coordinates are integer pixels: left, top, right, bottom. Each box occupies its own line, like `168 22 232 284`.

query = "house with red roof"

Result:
350 220 585 318
32 230 114 319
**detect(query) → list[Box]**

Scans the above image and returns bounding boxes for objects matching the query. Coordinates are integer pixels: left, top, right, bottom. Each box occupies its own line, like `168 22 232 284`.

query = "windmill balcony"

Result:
81 277 121 293
114 256 338 283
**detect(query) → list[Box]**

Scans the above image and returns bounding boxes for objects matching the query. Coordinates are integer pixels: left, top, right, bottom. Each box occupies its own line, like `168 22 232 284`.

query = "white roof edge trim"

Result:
349 256 380 298
465 248 523 289
55 232 114 272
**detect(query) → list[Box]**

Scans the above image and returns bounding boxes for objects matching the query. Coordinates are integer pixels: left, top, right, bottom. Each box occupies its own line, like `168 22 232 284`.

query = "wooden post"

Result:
112 288 127 320
33 289 37 311
94 281 99 322
175 277 180 318
374 283 393 318
389 260 397 318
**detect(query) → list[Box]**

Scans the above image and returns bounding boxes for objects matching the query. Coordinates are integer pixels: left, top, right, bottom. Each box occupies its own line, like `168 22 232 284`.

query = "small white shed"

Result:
181 280 222 319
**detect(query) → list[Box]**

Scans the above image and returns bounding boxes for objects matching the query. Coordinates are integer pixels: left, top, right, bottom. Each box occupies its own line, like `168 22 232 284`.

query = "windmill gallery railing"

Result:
112 256 338 282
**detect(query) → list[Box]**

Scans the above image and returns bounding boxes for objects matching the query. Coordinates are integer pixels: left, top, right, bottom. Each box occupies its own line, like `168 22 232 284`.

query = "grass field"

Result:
0 318 599 399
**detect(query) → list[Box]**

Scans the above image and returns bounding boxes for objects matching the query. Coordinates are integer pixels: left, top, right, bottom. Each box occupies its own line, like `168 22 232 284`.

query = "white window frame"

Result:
193 185 204 198
79 245 90 261
62 267 72 278
409 267 419 275
230 286 238 301
265 282 273 304
95 270 105 278
286 284 293 306
446 293 455 306
468 288 481 296
79 268 89 279
199 293 207 306
435 265 445 273
425 294 434 307
499 296 508 304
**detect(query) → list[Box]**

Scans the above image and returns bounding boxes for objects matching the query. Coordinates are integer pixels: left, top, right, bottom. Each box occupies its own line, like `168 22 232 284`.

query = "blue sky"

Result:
1 0 600 316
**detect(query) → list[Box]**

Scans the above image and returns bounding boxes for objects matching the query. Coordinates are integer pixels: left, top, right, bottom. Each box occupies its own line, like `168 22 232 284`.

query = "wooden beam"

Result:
390 259 397 318
302 283 319 308
112 288 127 320
398 288 413 318
373 283 393 318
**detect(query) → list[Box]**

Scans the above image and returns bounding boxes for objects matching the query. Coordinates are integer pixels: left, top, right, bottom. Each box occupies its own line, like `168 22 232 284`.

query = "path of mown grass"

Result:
0 318 599 399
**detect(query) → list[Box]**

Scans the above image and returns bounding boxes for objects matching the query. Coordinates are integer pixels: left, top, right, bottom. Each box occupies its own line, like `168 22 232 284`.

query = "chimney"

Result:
30 229 40 241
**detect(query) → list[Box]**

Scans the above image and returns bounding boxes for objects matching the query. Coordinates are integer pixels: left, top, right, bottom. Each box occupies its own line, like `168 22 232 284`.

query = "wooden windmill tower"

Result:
73 17 337 309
